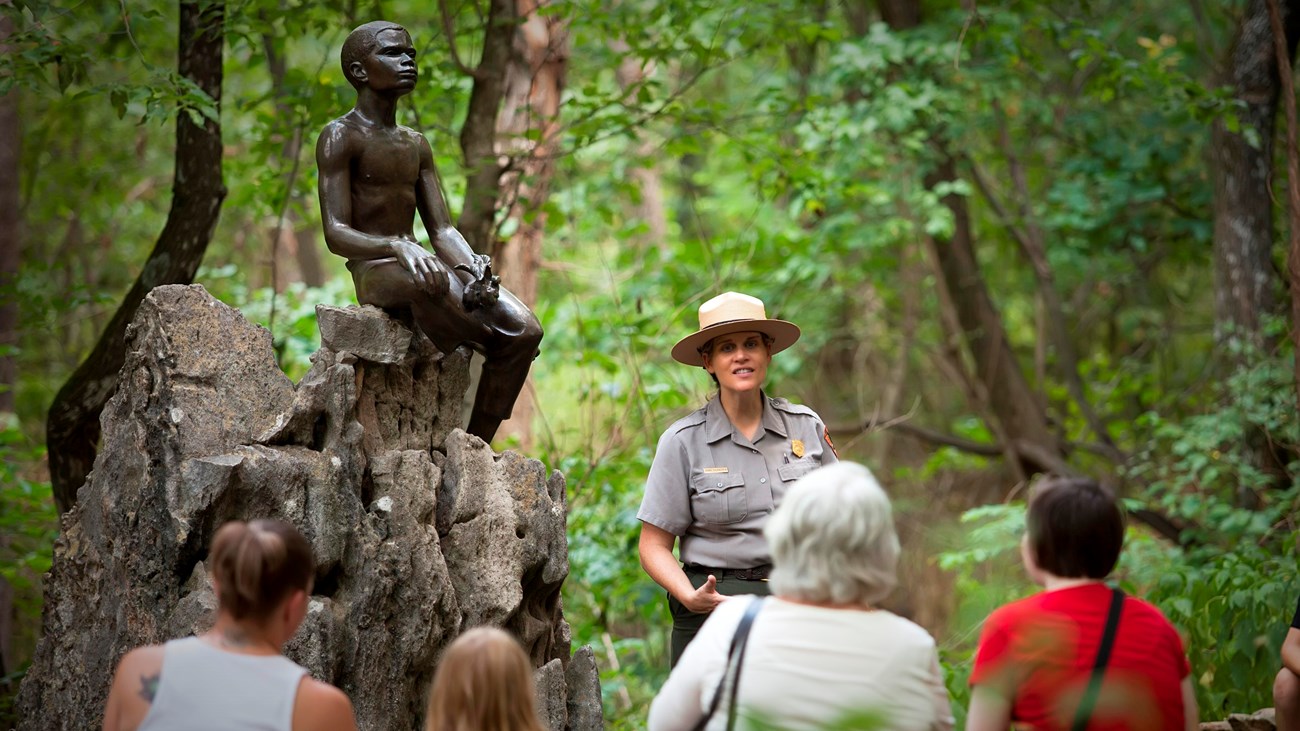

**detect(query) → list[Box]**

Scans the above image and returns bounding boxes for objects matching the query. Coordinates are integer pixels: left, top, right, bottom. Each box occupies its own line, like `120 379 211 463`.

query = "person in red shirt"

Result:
966 477 1198 731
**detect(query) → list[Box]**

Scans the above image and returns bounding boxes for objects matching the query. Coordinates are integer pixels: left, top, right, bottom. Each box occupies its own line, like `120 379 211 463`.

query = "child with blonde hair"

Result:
426 627 547 731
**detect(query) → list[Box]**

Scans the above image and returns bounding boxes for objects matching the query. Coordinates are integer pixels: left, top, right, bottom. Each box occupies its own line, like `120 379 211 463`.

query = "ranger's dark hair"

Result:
1026 476 1125 579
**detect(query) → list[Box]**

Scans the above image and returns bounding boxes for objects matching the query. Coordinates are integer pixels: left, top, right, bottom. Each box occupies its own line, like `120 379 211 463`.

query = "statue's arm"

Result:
316 122 391 261
414 134 486 280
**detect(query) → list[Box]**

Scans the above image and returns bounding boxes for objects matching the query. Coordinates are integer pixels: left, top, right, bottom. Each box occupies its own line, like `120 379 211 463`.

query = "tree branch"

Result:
966 141 1124 464
831 416 1003 457
457 0 517 252
439 0 483 79
841 413 1196 546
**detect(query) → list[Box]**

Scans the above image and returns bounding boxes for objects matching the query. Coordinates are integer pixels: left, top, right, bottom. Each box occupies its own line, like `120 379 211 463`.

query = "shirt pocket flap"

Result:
777 460 817 483
692 471 746 493
689 471 748 525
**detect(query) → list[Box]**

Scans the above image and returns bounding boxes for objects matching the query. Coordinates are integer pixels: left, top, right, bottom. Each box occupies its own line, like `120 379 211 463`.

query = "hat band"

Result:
697 315 766 331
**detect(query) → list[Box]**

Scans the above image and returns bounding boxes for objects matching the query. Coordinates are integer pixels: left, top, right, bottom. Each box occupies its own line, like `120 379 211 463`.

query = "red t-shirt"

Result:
970 583 1190 731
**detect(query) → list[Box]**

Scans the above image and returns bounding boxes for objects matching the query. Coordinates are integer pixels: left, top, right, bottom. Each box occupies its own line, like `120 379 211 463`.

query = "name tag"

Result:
702 467 729 474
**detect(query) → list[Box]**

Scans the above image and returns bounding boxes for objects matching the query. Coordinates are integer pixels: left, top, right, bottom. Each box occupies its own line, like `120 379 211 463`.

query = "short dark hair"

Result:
1026 477 1124 579
341 20 408 90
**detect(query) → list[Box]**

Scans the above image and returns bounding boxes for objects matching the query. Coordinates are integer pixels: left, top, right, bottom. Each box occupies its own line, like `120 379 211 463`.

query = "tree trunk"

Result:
879 1 1062 474
1208 0 1300 504
1210 0 1300 349
0 10 18 415
46 0 226 512
843 0 872 36
494 0 568 447
294 225 326 288
875 0 919 29
1269 0 1300 414
0 573 10 680
457 0 517 254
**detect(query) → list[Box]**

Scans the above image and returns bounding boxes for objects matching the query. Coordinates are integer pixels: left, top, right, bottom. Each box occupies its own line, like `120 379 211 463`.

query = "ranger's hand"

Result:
682 575 728 614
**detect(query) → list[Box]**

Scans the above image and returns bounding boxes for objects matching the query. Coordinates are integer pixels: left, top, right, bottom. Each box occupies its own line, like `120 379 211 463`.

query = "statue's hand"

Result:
393 239 449 296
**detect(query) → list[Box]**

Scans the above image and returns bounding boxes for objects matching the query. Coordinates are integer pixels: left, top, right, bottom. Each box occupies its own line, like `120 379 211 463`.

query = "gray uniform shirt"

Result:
637 393 838 568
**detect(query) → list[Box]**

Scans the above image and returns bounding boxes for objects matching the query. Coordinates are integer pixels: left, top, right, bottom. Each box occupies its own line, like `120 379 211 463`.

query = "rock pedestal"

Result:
17 284 602 731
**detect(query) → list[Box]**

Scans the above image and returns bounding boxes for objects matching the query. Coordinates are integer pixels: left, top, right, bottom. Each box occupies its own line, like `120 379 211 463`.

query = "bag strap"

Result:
1071 587 1125 731
691 596 767 731
725 597 766 731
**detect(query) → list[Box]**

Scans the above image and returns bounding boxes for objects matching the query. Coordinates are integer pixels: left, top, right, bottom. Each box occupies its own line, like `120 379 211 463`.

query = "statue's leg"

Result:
356 262 541 443
468 288 543 441
354 261 466 355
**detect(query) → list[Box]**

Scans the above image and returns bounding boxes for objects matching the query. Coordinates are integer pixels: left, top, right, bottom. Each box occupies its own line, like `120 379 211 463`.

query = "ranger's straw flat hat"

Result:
671 292 801 366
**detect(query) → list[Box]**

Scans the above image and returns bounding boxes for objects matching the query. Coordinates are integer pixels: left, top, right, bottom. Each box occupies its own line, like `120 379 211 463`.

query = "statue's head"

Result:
342 20 411 90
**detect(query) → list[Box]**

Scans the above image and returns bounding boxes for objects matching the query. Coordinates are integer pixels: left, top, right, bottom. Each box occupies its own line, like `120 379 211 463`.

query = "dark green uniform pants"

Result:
669 567 772 667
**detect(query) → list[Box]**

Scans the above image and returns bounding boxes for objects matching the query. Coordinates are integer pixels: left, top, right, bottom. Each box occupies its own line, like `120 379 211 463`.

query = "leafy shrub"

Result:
0 416 58 725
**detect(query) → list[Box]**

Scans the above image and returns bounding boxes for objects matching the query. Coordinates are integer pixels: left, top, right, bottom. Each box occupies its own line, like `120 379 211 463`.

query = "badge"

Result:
791 439 805 458
703 467 729 474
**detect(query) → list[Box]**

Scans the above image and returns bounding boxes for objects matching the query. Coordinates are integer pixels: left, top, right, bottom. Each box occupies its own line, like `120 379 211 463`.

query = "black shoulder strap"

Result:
692 596 767 731
696 595 764 728
1071 587 1125 731
726 597 767 731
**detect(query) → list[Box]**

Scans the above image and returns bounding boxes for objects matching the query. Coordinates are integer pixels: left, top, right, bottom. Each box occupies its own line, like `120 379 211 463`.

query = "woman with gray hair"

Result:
647 462 953 731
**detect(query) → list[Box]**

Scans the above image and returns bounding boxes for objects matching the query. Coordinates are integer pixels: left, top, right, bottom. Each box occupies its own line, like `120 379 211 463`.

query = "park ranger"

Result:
637 291 839 666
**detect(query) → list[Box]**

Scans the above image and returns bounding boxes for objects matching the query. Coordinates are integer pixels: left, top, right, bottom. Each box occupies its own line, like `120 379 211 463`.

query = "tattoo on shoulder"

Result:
139 672 161 702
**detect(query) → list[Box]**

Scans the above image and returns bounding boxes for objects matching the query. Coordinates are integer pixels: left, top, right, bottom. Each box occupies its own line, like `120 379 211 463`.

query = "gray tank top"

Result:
137 636 308 731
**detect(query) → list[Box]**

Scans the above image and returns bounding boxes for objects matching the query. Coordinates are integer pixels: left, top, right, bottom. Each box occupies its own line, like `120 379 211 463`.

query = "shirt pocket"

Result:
689 471 748 525
777 457 819 483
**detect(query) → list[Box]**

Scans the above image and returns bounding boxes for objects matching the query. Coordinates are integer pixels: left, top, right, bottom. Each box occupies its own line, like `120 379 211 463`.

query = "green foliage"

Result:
0 417 57 724
1120 343 1300 715
9 0 1300 726
1135 533 1296 715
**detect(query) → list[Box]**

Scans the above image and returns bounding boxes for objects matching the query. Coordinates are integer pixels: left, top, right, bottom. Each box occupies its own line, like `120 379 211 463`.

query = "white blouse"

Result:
648 596 954 731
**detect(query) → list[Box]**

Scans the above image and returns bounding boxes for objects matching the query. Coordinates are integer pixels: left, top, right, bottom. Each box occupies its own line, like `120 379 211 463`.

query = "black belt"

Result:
685 564 772 581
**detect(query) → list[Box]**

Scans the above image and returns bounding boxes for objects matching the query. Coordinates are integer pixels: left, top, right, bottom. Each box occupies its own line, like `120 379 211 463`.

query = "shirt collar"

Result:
703 392 788 443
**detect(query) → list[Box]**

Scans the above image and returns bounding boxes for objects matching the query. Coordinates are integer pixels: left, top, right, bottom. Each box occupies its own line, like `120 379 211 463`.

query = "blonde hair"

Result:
209 519 315 622
765 462 900 605
426 627 546 731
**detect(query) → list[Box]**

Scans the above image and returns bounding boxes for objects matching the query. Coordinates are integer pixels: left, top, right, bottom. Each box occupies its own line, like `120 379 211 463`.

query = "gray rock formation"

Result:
17 284 602 731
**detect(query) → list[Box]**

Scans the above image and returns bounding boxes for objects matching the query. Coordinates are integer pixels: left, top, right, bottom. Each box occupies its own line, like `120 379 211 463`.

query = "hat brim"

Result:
670 318 801 366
